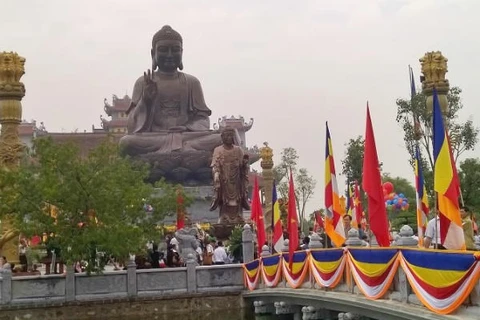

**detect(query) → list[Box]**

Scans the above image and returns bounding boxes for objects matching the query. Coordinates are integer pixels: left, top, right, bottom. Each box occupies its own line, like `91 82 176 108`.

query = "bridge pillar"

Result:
274 301 301 319
302 305 334 319
242 224 254 263
337 312 361 320
253 300 274 315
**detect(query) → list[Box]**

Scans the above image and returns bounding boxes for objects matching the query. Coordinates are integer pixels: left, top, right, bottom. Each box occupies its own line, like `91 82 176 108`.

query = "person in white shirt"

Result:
213 241 228 265
170 237 179 252
424 214 445 249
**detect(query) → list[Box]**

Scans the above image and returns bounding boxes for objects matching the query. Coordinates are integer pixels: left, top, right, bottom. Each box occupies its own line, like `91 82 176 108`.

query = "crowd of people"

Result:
294 205 479 251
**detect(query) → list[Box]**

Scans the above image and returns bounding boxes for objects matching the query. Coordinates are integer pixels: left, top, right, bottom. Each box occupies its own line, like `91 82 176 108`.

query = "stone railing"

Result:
241 225 480 319
0 255 243 306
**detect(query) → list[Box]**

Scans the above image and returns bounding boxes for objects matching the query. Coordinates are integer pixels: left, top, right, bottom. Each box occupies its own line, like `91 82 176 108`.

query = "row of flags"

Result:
249 78 465 254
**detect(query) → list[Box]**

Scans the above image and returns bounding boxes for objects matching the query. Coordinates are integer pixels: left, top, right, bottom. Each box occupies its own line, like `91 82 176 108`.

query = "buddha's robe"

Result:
119 72 221 155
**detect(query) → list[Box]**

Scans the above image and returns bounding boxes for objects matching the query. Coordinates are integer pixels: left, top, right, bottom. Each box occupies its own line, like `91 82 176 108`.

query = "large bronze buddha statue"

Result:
119 26 223 184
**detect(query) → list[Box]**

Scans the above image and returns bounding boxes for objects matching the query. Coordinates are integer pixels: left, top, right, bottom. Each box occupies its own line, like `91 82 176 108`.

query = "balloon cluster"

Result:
383 182 410 211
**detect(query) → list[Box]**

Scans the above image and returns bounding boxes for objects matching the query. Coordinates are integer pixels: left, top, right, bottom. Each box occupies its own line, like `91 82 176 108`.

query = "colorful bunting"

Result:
399 250 480 314
309 249 345 288
261 254 283 288
243 259 261 291
346 248 399 299
282 251 309 288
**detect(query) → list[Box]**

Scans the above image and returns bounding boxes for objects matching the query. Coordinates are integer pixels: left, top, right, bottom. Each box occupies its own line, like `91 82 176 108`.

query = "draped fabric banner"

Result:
399 250 480 314
243 248 480 315
261 254 282 288
282 251 310 288
347 248 399 299
309 249 345 288
243 259 261 291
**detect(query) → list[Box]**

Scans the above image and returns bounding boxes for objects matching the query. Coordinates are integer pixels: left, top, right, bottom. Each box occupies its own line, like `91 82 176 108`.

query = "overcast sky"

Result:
2 0 479 213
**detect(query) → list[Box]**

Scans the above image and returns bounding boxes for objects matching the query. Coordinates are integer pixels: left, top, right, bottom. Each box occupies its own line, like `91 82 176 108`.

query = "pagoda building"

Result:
101 94 130 134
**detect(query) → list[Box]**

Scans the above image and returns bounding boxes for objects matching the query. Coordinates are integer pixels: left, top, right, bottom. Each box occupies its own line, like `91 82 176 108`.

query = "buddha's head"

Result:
151 25 183 73
221 127 235 146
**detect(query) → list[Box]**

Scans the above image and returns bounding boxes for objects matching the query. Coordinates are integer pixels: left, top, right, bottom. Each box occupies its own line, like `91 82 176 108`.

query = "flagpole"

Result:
270 180 275 252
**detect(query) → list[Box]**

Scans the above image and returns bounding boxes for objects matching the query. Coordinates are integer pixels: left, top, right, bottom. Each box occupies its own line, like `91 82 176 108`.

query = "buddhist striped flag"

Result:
414 145 429 247
272 181 284 253
324 122 346 247
432 89 465 250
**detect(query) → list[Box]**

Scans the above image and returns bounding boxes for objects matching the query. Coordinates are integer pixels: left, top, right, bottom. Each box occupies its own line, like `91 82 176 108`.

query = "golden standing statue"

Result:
419 51 449 115
0 51 26 263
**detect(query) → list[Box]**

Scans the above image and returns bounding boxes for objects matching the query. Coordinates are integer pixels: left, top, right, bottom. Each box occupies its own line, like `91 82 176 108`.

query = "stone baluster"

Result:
393 225 418 247
186 253 197 293
345 229 364 247
0 269 12 304
126 259 137 297
345 229 363 294
279 239 290 287
308 233 323 289
260 244 271 257
242 224 254 263
391 225 417 303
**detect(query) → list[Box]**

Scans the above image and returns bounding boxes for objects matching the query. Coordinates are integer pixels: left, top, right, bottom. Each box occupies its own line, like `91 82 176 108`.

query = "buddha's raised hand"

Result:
142 69 157 104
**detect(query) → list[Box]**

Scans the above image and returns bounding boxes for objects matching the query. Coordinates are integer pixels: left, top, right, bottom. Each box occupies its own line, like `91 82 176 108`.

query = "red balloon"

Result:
383 182 394 194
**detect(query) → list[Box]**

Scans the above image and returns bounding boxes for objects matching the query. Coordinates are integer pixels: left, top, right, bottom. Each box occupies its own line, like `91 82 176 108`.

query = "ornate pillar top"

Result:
260 142 273 170
0 52 26 99
419 51 449 94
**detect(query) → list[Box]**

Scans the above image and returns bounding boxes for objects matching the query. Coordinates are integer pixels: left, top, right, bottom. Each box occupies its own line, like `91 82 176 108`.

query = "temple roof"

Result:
215 115 254 132
104 94 131 116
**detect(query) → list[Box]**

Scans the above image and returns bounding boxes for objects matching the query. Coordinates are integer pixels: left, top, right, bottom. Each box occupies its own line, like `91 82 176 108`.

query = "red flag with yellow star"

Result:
251 176 266 256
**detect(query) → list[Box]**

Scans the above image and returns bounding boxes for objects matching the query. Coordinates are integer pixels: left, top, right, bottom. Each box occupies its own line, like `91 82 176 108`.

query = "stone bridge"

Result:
241 225 480 319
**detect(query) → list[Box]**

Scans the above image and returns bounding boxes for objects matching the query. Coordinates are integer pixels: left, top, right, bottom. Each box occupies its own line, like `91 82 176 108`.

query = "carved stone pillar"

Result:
260 143 274 235
0 52 26 264
242 224 254 263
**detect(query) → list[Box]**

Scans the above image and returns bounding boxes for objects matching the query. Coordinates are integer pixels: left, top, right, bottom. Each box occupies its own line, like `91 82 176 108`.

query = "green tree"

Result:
395 87 478 187
458 158 480 214
341 136 365 186
0 137 186 273
272 147 316 232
